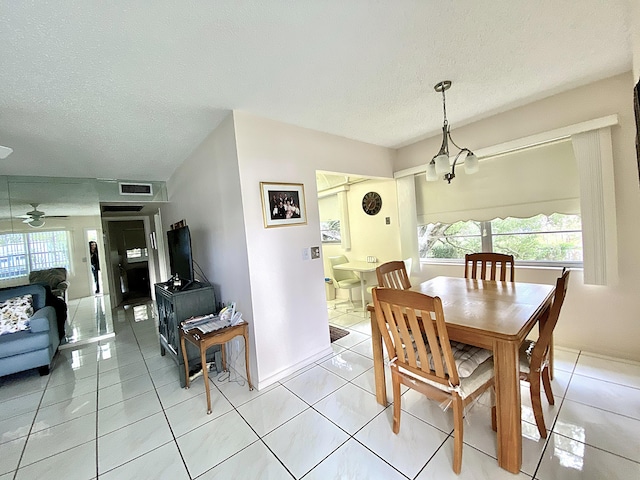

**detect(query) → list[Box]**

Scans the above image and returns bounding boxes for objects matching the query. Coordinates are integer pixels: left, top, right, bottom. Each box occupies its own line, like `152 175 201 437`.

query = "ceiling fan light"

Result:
28 218 45 228
435 154 450 174
426 162 438 181
0 145 13 159
464 153 479 174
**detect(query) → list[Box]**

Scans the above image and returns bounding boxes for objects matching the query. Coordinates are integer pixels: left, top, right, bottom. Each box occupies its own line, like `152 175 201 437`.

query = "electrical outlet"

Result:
301 247 310 261
385 217 391 225
310 246 320 259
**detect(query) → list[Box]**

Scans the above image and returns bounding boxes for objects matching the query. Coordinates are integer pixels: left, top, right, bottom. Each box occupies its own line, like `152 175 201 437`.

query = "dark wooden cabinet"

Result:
155 282 217 387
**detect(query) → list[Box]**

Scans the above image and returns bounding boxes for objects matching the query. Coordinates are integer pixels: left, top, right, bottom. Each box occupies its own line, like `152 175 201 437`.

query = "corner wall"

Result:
396 72 640 361
162 114 255 375
233 111 395 387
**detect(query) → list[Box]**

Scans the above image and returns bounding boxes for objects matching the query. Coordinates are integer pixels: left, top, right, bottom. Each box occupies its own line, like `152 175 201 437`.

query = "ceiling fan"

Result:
22 203 46 228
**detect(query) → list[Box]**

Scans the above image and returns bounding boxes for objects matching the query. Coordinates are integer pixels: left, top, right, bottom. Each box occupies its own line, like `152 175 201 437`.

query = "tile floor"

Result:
1 303 639 479
63 294 115 344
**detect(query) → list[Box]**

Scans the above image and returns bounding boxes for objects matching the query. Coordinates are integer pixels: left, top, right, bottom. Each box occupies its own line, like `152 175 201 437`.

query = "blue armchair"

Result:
0 284 59 377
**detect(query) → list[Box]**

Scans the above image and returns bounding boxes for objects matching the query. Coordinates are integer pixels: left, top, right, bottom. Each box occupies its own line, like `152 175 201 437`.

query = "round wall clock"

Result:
362 191 382 216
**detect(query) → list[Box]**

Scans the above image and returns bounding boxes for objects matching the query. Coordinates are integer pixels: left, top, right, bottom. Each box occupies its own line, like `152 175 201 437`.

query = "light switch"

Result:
301 247 310 261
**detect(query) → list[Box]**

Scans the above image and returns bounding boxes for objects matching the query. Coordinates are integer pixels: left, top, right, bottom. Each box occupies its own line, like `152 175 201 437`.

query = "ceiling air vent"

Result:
119 182 153 196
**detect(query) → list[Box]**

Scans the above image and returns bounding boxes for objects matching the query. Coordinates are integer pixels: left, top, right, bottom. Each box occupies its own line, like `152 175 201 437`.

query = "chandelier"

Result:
426 81 478 183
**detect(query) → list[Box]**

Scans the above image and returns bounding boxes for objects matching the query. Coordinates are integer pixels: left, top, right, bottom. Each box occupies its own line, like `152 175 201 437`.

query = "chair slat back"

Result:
530 269 570 368
372 287 459 387
376 261 411 290
464 253 515 282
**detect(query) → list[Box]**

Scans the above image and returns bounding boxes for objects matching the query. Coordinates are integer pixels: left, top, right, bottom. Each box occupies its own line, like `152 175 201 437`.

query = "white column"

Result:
337 190 351 251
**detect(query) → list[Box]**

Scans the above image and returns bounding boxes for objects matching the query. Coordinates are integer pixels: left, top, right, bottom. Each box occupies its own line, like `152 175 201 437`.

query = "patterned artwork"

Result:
0 294 34 335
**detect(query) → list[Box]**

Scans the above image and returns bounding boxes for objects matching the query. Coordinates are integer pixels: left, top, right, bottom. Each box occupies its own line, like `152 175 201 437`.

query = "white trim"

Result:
256 345 333 390
394 114 619 179
318 184 349 199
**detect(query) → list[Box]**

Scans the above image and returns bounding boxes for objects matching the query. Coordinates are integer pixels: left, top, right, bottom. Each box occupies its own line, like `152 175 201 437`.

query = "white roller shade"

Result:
318 194 340 221
415 140 580 224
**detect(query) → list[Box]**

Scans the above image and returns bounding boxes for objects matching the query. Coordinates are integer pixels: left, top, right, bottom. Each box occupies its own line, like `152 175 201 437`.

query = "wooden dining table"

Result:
369 276 555 474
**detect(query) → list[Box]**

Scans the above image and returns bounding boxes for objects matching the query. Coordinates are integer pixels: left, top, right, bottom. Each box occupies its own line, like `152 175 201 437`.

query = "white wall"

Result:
397 72 640 361
632 0 640 81
233 111 395 387
162 114 255 376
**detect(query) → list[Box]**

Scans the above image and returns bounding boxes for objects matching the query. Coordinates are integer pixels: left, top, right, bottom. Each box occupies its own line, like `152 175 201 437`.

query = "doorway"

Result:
105 219 151 307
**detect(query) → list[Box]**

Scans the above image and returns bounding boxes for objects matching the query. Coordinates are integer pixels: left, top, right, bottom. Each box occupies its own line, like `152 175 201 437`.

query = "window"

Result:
418 213 582 265
0 231 71 280
126 247 148 260
320 220 341 243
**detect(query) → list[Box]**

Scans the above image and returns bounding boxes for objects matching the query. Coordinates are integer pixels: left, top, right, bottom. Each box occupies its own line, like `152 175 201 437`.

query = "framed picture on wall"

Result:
260 182 307 228
634 77 640 185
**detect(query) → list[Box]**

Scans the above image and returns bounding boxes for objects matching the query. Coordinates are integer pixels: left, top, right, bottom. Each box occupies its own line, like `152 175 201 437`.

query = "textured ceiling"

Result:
0 1 632 181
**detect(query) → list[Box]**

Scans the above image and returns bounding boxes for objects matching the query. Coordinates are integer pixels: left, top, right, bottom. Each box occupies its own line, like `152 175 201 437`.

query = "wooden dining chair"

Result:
518 268 570 438
376 260 411 290
372 287 494 474
464 252 515 282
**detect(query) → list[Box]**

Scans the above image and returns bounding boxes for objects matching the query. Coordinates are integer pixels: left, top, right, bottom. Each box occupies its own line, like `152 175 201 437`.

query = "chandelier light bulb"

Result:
426 162 438 181
464 153 479 174
435 154 450 174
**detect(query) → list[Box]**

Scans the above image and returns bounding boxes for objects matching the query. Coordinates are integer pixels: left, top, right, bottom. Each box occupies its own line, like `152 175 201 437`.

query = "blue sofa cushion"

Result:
0 330 50 359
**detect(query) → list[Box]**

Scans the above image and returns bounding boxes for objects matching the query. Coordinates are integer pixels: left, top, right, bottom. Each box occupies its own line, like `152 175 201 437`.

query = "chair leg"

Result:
541 366 555 405
452 395 464 474
490 387 497 432
391 371 401 434
491 405 497 432
530 376 548 438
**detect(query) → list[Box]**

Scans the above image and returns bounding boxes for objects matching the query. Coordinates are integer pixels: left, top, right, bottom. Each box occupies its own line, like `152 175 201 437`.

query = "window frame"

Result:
419 216 584 268
0 230 72 280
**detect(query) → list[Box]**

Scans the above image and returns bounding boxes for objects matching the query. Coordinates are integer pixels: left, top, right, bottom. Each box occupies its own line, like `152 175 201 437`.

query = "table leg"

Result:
370 309 387 406
493 340 522 474
243 329 253 390
180 333 190 389
221 343 227 371
201 345 212 414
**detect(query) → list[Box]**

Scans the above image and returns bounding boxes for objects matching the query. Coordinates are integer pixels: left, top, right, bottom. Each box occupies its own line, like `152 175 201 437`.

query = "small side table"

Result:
179 321 253 414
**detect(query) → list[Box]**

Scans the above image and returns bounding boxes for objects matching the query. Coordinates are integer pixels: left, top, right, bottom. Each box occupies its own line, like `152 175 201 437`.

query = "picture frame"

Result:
634 77 640 185
260 182 307 228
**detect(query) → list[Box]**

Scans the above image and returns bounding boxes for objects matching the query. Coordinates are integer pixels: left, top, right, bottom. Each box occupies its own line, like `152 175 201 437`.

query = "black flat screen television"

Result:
166 225 194 286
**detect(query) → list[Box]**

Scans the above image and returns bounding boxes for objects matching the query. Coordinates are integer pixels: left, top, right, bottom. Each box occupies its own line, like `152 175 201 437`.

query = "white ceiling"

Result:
0 1 632 181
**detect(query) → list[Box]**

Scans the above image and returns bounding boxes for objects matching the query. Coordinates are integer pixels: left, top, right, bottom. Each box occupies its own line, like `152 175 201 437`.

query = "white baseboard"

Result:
256 345 333 390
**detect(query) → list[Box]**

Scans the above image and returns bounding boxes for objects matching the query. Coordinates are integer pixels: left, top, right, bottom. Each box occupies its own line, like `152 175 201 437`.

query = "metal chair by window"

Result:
328 256 363 311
